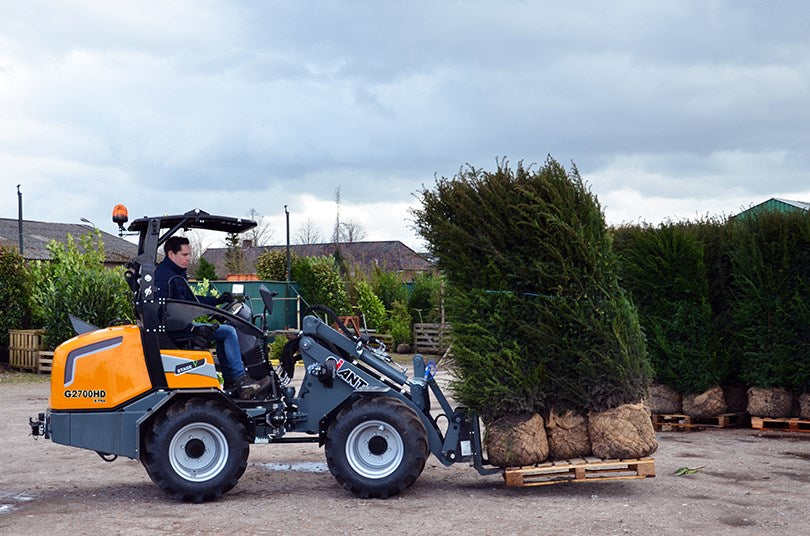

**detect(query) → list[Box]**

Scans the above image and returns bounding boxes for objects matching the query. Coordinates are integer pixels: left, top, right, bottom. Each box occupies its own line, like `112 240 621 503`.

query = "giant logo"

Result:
334 358 369 390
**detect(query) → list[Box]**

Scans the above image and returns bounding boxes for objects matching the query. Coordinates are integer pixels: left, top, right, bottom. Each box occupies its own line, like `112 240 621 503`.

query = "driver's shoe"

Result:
232 374 262 399
255 375 272 393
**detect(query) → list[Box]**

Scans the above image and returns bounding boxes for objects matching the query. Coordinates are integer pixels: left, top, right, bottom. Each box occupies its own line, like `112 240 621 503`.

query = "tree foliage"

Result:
354 281 386 331
194 257 218 281
224 232 247 275
0 245 35 346
291 256 350 315
613 222 722 394
727 210 810 391
408 272 442 323
413 158 650 418
30 231 133 350
256 250 297 281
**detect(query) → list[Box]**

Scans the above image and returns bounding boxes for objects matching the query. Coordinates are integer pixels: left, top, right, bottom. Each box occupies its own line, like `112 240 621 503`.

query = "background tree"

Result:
194 257 218 280
0 245 34 346
291 256 350 314
256 250 298 281
224 232 247 275
246 208 275 246
295 218 324 244
339 218 367 242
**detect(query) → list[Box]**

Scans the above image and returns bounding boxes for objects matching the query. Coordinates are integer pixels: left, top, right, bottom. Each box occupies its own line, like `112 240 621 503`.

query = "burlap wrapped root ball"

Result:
682 386 727 417
545 409 591 459
800 393 810 420
485 413 549 467
588 403 658 459
747 387 792 418
647 384 683 414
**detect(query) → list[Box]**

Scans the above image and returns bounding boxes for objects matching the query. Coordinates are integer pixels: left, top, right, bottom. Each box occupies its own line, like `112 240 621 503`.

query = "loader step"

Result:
503 457 655 487
751 416 810 433
651 412 748 431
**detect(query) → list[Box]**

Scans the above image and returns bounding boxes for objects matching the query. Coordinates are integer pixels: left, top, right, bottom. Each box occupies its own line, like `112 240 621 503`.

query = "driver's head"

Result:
164 236 191 269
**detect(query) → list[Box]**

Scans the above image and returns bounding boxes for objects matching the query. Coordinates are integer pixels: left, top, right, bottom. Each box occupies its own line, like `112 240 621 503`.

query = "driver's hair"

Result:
164 236 190 255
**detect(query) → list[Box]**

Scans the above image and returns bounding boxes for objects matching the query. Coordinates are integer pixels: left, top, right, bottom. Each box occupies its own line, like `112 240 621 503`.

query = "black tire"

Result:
142 398 249 503
325 397 429 498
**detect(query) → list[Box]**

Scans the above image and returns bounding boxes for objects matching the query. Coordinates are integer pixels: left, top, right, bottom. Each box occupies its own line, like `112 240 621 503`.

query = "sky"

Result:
1 1 809 251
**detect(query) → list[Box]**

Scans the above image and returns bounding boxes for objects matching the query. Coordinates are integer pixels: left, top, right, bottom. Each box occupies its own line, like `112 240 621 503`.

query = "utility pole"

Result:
17 185 23 254
285 205 291 329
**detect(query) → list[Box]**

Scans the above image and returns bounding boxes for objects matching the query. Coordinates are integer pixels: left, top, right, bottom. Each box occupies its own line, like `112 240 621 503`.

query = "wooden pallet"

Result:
8 329 45 371
652 412 748 431
751 416 810 433
504 457 655 487
37 351 54 374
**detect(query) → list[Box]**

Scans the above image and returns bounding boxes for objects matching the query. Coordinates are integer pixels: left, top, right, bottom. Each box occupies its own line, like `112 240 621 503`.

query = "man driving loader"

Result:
155 236 270 398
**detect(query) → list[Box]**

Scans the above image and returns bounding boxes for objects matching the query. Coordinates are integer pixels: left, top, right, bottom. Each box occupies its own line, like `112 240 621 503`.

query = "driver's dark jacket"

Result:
154 258 217 340
154 257 217 305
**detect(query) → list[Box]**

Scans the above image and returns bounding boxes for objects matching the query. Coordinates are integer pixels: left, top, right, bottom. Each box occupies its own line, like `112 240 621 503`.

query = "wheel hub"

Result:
345 420 404 479
169 422 229 482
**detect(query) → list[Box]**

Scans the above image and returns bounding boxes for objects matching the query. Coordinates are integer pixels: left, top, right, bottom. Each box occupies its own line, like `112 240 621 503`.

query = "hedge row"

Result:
613 210 810 394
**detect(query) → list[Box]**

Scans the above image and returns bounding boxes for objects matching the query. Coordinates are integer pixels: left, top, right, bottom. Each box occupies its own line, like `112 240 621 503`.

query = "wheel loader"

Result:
29 207 498 502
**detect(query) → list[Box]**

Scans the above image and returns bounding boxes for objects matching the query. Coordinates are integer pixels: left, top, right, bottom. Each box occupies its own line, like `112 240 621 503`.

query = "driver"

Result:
155 236 270 398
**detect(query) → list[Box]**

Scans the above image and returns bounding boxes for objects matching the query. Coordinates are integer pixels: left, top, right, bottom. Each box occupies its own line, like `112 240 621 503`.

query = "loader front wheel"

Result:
142 398 248 503
325 397 428 498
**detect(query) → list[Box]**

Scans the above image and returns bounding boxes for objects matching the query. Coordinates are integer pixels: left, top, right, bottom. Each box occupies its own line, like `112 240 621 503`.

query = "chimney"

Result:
242 239 253 248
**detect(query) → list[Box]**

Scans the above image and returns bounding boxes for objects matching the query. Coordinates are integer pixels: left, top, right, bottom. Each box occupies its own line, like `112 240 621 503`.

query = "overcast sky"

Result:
2 1 809 251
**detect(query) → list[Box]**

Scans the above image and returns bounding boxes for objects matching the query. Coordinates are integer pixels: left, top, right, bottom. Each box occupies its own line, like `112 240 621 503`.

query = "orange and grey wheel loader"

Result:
29 208 498 502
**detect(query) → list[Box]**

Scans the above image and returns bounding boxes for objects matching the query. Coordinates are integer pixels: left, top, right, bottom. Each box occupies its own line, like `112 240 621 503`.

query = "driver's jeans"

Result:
194 323 245 382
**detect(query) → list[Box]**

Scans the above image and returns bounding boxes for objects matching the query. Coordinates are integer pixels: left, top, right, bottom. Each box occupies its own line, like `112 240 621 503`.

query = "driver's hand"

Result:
215 292 233 305
190 324 217 347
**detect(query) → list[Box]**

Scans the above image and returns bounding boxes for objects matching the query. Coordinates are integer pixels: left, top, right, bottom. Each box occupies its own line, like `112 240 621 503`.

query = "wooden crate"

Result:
652 412 748 431
8 329 45 371
751 416 810 433
413 323 452 355
504 457 655 487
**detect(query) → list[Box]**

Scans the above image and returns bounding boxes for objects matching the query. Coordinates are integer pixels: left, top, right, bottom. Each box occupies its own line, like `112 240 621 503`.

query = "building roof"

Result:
732 197 810 220
202 240 434 278
0 218 137 263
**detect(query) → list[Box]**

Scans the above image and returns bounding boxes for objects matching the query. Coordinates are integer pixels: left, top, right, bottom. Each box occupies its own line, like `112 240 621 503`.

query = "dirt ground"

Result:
1 370 809 536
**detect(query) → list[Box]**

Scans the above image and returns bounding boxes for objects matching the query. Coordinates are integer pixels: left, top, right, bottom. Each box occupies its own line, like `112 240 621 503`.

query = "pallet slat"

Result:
751 416 810 433
504 457 655 487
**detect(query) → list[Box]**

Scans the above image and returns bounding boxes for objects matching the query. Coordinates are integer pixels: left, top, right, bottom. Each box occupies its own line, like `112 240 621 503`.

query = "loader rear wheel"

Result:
325 397 428 498
142 398 248 503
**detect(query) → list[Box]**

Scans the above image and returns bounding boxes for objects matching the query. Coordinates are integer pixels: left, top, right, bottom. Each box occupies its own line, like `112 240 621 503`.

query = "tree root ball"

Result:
647 384 682 414
682 386 726 417
800 393 810 420
545 409 591 459
485 413 549 467
747 387 792 418
588 403 658 459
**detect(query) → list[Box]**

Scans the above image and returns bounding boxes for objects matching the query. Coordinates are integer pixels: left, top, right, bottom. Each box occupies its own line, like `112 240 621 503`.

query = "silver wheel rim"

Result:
345 419 404 479
169 422 229 482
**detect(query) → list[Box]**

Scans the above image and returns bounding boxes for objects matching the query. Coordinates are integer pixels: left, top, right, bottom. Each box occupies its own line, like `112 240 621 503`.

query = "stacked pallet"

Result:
651 412 748 432
751 417 810 433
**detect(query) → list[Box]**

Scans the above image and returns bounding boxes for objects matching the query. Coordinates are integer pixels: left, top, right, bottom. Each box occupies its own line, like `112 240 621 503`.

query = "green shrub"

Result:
256 250 296 281
267 335 287 362
194 257 218 280
32 231 134 350
727 210 810 391
372 268 407 310
355 281 386 331
408 272 441 323
613 222 721 394
0 245 35 346
388 300 412 346
291 256 350 315
414 158 650 418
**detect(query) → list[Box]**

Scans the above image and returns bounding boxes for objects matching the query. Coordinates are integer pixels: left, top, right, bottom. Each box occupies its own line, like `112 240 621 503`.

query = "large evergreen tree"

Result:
414 158 650 419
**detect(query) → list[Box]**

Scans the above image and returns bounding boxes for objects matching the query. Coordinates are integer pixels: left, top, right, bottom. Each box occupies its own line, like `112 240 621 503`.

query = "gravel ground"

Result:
1 370 809 535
